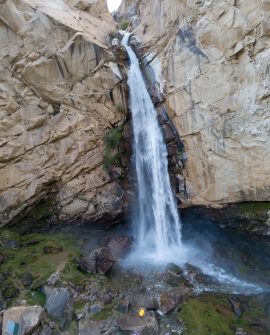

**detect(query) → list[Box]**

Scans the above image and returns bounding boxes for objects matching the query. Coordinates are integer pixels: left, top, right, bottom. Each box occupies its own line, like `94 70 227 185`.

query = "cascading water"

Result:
122 33 184 264
121 33 266 294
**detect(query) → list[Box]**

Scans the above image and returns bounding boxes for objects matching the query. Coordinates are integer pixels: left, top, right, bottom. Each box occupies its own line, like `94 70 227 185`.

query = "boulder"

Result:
2 306 44 335
75 248 114 275
45 287 73 327
79 316 117 335
118 312 159 335
158 287 190 314
116 299 130 314
105 236 133 259
21 272 33 287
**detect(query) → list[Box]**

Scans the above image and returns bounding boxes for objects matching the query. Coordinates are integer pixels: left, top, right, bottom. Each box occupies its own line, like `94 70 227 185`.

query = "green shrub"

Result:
103 126 124 172
120 21 129 30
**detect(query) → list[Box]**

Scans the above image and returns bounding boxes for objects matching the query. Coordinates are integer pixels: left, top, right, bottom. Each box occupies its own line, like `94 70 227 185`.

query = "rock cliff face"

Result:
120 0 270 207
0 0 129 227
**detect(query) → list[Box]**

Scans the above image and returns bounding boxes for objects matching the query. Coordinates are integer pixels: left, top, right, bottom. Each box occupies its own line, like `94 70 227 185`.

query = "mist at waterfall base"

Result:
121 33 267 294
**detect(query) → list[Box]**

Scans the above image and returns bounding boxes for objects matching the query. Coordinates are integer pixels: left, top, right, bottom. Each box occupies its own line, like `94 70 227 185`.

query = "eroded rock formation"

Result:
120 0 270 207
0 0 129 227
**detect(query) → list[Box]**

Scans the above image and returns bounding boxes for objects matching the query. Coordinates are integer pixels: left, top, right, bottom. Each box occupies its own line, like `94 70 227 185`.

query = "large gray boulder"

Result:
45 287 73 328
2 306 44 335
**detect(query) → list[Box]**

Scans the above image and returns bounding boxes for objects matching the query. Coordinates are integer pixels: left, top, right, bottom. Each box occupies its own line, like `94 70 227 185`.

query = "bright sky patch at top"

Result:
107 0 122 12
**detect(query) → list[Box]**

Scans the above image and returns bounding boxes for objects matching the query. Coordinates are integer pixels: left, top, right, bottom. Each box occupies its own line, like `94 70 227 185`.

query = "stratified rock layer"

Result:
120 0 270 207
0 0 128 226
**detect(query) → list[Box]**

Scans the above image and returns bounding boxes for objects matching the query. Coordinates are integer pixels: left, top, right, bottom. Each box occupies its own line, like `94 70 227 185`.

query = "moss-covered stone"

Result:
92 302 116 321
0 230 20 249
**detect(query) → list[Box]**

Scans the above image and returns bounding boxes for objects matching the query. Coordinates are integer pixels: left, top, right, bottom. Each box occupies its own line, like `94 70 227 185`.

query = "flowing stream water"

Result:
122 33 183 264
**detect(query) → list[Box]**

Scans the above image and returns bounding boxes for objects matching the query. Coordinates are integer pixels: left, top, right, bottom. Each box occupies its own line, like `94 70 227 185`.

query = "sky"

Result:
107 0 122 12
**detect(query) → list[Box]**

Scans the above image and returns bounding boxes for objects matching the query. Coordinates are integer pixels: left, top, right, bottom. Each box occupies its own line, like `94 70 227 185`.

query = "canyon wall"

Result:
120 0 270 207
0 0 129 227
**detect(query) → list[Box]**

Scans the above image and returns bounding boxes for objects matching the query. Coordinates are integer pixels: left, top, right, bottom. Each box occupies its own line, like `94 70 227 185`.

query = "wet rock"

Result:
2 306 44 335
158 287 190 314
75 248 114 275
118 311 159 335
22 272 33 287
43 243 63 254
45 287 73 327
166 263 183 275
114 45 129 61
116 299 130 314
105 235 133 259
90 304 103 314
183 263 218 285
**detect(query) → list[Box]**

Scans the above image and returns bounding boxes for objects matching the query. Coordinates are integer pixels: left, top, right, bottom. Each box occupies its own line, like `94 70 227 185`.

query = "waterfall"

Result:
122 33 183 264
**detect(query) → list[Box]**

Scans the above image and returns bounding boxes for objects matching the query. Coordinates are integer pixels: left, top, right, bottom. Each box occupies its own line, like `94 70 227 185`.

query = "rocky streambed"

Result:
0 216 270 335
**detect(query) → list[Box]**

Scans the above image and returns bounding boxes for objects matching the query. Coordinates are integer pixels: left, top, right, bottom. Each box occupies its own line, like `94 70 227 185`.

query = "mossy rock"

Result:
0 230 20 249
92 302 115 321
43 242 63 254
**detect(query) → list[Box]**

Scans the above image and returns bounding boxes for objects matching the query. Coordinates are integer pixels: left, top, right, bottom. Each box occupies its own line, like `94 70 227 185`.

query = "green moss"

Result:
26 290 46 306
104 127 124 149
103 126 125 172
61 258 94 288
180 294 236 335
238 202 270 219
65 321 78 335
92 302 115 321
30 196 58 220
179 293 270 335
0 231 80 295
120 21 129 30
74 299 87 311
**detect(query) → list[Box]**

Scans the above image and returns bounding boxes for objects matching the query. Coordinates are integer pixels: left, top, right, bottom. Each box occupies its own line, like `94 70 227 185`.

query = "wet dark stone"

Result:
75 247 114 275
22 272 33 287
116 300 130 314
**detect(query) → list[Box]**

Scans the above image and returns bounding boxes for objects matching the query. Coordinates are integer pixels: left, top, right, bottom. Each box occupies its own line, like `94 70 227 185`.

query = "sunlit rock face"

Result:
120 0 270 207
0 0 128 226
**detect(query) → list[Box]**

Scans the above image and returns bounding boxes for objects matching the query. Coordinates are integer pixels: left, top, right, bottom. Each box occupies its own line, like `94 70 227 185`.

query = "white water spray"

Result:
122 33 183 263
